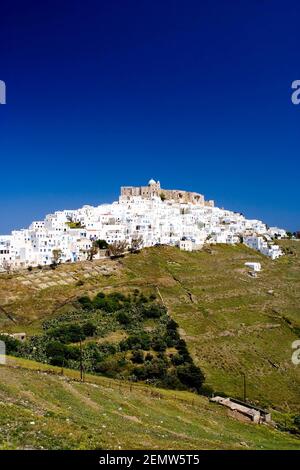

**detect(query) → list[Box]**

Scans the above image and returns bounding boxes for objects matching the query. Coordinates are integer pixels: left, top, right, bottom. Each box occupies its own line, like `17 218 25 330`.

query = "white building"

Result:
243 235 283 260
0 180 286 270
245 262 261 272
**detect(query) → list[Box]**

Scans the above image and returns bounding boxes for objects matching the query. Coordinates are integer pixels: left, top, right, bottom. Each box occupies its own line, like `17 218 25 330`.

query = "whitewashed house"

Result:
0 180 286 270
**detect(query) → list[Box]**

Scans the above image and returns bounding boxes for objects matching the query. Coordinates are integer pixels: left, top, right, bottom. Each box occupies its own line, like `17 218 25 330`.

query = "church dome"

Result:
148 178 156 185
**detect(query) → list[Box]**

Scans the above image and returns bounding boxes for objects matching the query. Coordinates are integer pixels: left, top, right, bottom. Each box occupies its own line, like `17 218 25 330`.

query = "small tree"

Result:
87 241 98 261
52 249 62 265
130 235 143 253
95 239 109 250
2 260 12 273
108 240 127 258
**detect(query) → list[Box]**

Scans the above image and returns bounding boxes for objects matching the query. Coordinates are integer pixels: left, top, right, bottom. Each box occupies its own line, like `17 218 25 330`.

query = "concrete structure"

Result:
0 332 26 342
210 396 272 424
244 262 261 272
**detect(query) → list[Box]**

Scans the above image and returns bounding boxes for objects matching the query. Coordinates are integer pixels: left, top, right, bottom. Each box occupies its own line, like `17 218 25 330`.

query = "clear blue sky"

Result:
0 0 299 234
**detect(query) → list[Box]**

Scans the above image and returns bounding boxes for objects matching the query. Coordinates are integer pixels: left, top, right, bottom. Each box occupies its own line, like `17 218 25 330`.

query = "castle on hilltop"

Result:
120 179 214 207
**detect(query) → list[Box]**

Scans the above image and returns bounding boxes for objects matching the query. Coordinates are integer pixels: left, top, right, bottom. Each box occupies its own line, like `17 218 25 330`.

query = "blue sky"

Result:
0 0 299 233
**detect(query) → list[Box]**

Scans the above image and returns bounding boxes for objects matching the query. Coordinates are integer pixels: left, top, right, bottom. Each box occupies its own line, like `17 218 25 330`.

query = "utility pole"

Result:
242 372 247 402
80 339 83 382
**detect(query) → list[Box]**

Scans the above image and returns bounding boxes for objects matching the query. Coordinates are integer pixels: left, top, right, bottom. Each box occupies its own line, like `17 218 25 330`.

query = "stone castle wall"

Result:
120 180 214 207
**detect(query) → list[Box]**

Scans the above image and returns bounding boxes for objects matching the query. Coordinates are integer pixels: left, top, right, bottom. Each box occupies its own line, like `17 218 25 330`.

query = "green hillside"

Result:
0 241 299 414
0 357 299 450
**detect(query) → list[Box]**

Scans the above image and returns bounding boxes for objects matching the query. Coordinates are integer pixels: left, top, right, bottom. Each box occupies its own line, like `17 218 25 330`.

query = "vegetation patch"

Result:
1 290 205 393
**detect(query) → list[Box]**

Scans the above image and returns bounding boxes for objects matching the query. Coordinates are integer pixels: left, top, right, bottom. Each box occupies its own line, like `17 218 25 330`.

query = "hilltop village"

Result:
0 179 286 271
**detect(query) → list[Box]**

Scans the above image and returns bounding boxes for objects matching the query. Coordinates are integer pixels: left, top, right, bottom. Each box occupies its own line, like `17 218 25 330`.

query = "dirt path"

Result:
61 380 102 412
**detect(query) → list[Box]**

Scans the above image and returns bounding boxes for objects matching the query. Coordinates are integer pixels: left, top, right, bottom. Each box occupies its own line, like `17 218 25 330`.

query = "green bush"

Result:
97 342 118 355
47 322 96 344
116 311 130 325
121 332 151 351
94 357 122 377
166 318 179 330
131 349 144 364
78 296 93 310
144 358 167 379
160 372 186 390
47 324 84 343
45 341 80 366
145 353 153 362
151 336 167 352
294 415 300 429
95 239 109 249
171 353 186 366
176 363 205 392
92 292 127 312
142 304 165 319
0 334 22 355
81 322 97 337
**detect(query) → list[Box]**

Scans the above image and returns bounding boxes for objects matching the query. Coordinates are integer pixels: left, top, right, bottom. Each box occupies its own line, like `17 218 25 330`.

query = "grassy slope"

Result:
123 241 300 411
0 357 299 450
0 241 299 412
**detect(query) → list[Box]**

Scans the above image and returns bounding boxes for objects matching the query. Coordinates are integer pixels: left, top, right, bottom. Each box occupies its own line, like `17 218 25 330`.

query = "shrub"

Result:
160 372 185 390
132 365 148 380
171 353 185 366
144 358 167 379
165 331 180 347
116 311 130 325
95 239 109 249
78 296 93 310
92 292 126 312
131 349 144 364
166 318 179 331
176 363 205 392
0 334 22 355
81 322 97 337
137 293 148 304
294 415 300 430
151 336 167 352
94 358 122 377
142 304 165 319
47 324 84 343
97 342 118 355
108 292 127 302
121 332 151 351
145 353 153 362
46 341 69 366
96 292 105 299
